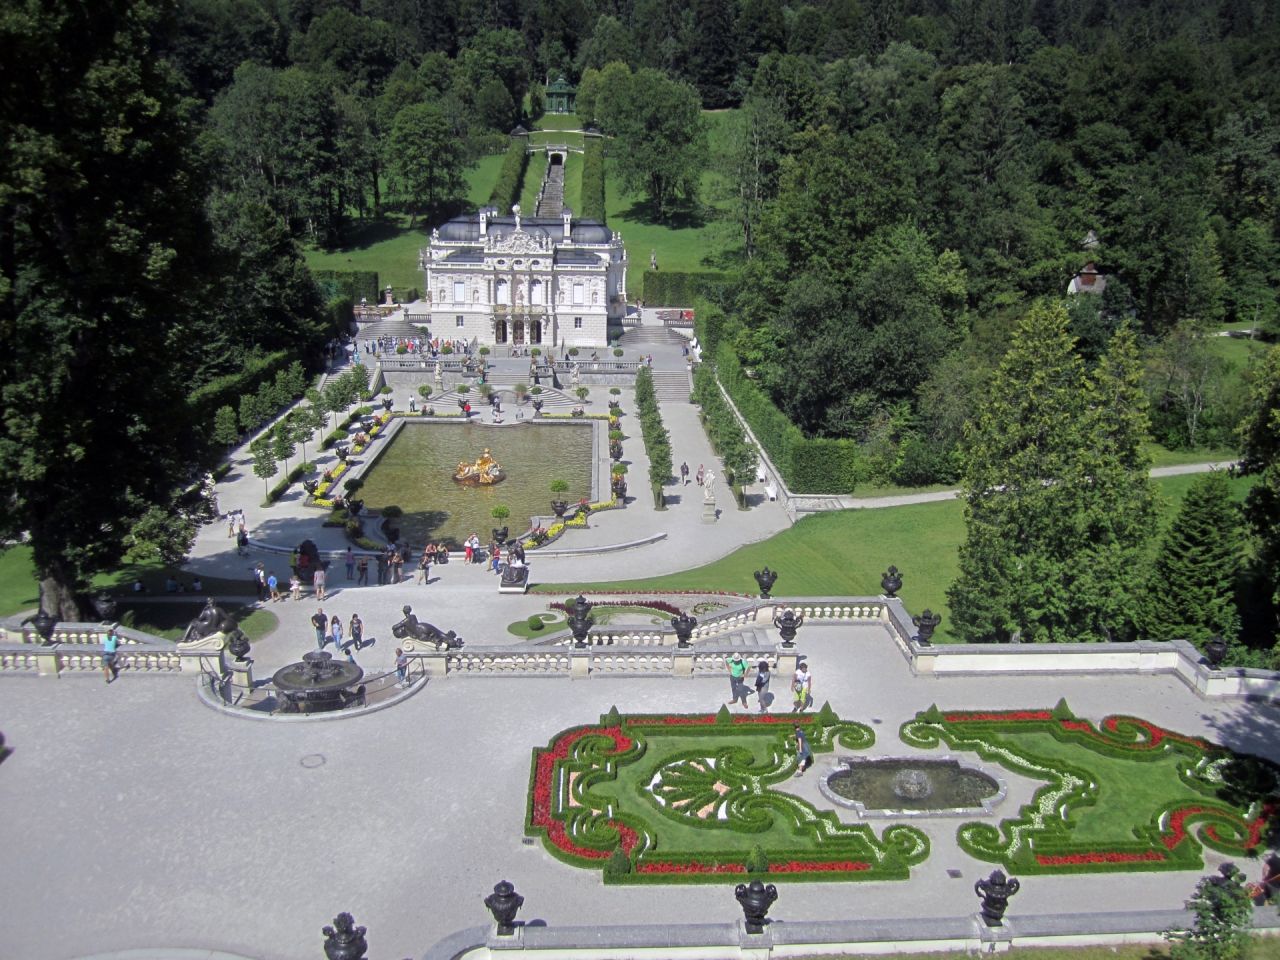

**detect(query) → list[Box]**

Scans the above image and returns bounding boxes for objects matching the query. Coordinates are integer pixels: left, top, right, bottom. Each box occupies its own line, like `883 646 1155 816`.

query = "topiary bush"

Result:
528 614 546 631
569 347 579 356
396 346 408 355
479 346 490 355
380 505 403 519
343 477 365 493
381 386 393 394
442 345 453 355
492 504 511 519
614 348 624 357
550 478 570 493
418 385 433 398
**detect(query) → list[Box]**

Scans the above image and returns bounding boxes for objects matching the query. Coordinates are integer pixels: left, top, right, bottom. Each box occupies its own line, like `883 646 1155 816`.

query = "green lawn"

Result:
561 150 584 216
1210 333 1271 368
0 546 39 618
303 156 509 292
534 474 1252 641
520 149 549 215
116 601 278 641
507 611 566 638
532 113 582 132
998 731 1205 843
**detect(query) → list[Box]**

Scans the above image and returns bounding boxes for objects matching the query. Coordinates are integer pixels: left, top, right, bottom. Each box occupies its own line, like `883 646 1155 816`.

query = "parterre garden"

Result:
526 703 1277 884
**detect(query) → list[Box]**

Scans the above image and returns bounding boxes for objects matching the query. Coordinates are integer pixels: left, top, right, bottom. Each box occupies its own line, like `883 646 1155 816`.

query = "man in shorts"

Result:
726 652 750 709
791 662 812 713
101 625 121 683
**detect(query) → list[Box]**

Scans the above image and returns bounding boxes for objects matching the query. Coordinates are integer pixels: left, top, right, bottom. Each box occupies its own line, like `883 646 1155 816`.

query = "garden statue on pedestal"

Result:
391 605 464 650
293 540 327 585
701 470 718 523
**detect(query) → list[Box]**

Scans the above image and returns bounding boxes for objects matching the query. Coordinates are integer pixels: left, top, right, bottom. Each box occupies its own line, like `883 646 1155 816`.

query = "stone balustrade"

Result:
407 645 794 679
0 616 220 678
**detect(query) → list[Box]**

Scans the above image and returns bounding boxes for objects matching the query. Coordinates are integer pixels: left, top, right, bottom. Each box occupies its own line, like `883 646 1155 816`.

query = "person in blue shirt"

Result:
102 626 120 683
793 726 812 778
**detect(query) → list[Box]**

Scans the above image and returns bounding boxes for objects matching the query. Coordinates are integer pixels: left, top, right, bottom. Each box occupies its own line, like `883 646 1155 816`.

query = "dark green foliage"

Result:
603 705 622 728
489 140 529 213
1165 864 1254 960
744 844 770 874
580 140 607 221
716 704 733 724
266 462 310 503
692 364 757 479
604 848 632 875
528 614 546 631
1140 472 1243 647
642 272 732 307
189 351 291 422
213 407 240 446
635 369 673 488
312 271 380 304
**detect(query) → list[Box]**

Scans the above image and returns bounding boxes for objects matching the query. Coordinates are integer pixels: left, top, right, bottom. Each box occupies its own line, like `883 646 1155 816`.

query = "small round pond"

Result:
821 757 1004 816
357 422 594 548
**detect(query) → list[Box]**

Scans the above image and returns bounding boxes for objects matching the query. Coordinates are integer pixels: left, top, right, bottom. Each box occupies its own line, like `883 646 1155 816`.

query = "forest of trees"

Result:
4 0 1280 632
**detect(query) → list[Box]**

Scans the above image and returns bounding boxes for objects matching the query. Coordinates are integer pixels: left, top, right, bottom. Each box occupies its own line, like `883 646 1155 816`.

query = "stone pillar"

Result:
36 648 61 677
775 646 798 676
701 496 718 523
571 651 591 677
418 651 448 678
673 651 693 676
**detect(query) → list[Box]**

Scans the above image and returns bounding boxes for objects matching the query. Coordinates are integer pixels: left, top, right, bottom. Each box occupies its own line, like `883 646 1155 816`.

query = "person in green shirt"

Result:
726 652 750 709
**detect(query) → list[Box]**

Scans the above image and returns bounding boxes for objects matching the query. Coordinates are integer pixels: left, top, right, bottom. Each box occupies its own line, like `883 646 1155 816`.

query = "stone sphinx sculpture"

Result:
391 605 464 650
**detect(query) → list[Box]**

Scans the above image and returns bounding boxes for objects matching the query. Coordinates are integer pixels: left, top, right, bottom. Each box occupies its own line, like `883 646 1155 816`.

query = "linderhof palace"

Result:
418 204 628 348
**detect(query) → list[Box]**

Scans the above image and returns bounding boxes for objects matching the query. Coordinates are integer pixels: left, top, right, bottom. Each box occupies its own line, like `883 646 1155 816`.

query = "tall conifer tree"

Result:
1140 472 1242 645
948 304 1157 642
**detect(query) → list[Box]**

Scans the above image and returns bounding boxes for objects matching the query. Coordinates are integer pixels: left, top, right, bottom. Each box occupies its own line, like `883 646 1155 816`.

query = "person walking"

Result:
791 662 813 713
330 614 344 651
349 613 363 650
314 564 327 600
680 462 689 485
793 726 813 777
395 647 410 686
357 555 369 586
345 547 356 580
311 608 327 649
696 465 705 487
267 571 280 602
726 652 750 709
375 552 387 586
101 625 121 683
252 564 267 601
416 551 430 584
227 514 236 538
490 543 502 575
392 548 404 583
754 660 772 713
289 575 302 601
238 528 250 557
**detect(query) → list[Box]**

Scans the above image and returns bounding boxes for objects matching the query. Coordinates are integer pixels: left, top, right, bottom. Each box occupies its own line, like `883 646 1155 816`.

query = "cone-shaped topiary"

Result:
1052 698 1074 720
605 847 632 875
816 701 838 728
603 705 622 728
745 844 769 874
716 704 732 725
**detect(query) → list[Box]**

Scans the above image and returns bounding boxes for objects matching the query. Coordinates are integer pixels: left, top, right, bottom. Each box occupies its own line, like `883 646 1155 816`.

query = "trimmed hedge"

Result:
635 368 672 488
266 462 310 504
189 350 290 420
691 363 757 480
313 270 379 304
899 704 1273 875
489 139 529 213
523 709 929 885
581 139 606 221
642 271 732 307
716 343 862 494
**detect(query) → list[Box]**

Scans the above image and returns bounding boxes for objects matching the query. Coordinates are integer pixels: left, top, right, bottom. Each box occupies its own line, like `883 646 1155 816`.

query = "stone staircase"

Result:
536 160 565 217
358 318 427 344
650 370 691 403
617 325 686 346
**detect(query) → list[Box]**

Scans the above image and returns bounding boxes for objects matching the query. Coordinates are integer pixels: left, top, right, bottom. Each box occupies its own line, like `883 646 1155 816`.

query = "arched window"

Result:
531 280 543 304
496 280 509 305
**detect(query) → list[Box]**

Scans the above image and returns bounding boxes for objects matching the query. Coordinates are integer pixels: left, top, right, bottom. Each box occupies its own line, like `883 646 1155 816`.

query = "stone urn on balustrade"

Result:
551 500 568 519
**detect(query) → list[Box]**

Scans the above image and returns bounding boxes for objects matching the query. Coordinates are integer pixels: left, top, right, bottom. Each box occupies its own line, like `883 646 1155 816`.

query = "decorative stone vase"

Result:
551 500 568 518
484 881 524 936
1205 635 1229 669
610 440 623 460
974 869 1019 926
772 608 804 649
492 526 508 547
322 913 368 960
567 595 595 648
753 567 778 599
227 631 252 663
92 592 117 621
880 565 903 597
671 612 698 648
912 610 942 646
735 880 778 935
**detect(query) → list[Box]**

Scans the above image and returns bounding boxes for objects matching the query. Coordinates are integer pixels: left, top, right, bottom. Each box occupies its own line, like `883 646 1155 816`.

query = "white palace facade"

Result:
418 204 628 348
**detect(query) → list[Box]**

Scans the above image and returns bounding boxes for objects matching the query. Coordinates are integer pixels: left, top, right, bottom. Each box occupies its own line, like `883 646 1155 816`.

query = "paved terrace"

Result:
2 621 1277 960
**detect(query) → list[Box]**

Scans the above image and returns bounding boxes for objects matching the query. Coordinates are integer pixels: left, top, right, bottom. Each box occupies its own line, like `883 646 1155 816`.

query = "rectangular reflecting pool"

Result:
357 422 594 548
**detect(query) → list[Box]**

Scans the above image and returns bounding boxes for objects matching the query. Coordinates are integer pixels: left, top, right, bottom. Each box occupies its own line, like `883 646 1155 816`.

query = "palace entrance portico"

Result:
493 311 545 345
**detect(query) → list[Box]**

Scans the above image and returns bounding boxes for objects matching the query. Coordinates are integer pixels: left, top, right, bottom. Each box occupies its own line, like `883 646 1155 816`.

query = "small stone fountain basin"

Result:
818 756 1007 819
272 651 365 713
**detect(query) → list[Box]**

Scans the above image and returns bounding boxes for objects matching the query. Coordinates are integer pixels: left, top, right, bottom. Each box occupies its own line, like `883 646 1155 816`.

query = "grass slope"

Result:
534 474 1252 642
302 156 509 292
117 601 277 641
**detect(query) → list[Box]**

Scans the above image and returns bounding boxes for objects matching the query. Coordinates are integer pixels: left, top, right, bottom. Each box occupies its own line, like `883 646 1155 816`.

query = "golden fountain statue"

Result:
453 448 505 485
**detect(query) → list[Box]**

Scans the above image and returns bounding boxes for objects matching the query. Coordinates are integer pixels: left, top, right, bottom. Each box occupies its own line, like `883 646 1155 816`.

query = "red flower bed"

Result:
1036 850 1166 866
733 714 803 724
637 861 746 874
610 820 640 855
1060 720 1093 732
770 860 871 873
550 599 684 616
530 726 636 861
944 711 1052 722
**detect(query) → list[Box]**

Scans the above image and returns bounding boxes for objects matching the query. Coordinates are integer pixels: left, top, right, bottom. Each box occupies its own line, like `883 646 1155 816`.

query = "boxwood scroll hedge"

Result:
525 706 930 884
900 701 1278 875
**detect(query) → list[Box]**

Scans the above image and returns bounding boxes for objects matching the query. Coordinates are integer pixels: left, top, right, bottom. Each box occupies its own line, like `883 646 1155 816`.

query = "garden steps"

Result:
649 370 691 403
617 326 685 345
